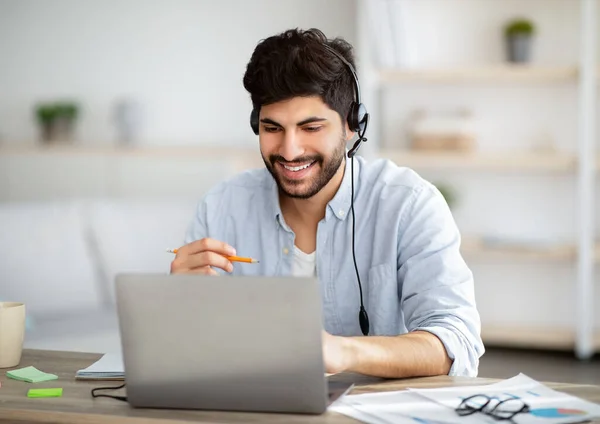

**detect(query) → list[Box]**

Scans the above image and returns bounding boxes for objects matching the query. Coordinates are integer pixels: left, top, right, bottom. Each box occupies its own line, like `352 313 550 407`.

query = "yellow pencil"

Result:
166 249 259 263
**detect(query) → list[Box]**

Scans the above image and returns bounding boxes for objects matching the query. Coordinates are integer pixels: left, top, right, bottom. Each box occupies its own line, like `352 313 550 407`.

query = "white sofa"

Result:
0 198 199 354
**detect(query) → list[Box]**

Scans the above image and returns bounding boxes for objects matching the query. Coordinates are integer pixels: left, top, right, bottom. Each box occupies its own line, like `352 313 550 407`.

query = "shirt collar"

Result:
327 153 356 221
266 172 284 224
266 151 358 224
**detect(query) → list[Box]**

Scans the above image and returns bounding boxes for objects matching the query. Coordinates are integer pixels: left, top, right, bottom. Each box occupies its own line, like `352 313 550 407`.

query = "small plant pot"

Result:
40 122 54 143
52 116 74 141
40 118 74 143
35 101 79 144
506 34 532 63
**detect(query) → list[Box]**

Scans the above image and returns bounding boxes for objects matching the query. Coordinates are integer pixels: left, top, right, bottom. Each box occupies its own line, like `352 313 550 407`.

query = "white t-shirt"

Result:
292 245 316 277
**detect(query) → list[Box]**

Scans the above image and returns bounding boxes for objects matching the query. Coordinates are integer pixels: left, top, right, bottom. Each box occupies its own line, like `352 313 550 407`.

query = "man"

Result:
171 28 484 378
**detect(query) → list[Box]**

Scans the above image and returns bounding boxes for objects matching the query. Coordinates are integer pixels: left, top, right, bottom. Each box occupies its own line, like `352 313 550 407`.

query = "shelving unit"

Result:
379 149 577 172
379 65 578 84
0 144 265 174
462 240 600 263
0 144 258 158
460 238 577 262
1 145 578 173
357 0 597 358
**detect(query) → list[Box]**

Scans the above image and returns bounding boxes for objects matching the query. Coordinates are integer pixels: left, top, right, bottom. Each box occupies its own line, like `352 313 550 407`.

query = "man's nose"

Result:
279 130 304 161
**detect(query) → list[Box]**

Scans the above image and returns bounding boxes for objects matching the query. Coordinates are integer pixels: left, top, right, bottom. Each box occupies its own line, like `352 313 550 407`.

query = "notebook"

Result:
75 352 332 381
75 353 124 380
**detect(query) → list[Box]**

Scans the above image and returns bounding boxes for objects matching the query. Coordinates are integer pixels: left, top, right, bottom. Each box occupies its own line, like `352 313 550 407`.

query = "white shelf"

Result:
379 149 577 172
378 65 578 84
482 325 600 351
462 240 600 262
461 238 577 262
0 143 258 158
0 145 582 174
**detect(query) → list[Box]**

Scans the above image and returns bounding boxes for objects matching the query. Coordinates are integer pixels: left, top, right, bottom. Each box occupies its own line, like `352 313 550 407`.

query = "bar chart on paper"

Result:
406 374 600 423
331 374 600 424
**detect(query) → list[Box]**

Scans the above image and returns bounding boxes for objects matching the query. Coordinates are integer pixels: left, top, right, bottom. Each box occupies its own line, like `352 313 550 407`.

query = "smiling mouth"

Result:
280 161 315 172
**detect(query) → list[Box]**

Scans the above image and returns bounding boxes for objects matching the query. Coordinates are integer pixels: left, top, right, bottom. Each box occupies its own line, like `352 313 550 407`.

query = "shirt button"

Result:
283 248 289 255
339 210 345 216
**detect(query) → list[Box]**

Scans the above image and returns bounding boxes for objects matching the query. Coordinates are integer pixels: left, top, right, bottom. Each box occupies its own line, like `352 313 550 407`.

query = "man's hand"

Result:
322 330 353 374
170 238 237 275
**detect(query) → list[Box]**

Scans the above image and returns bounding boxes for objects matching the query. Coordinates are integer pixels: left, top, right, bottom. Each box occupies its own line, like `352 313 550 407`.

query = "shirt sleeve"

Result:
397 182 485 377
184 198 209 245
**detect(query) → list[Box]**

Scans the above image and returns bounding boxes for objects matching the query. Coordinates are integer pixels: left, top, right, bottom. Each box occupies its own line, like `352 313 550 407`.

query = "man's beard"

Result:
262 139 346 199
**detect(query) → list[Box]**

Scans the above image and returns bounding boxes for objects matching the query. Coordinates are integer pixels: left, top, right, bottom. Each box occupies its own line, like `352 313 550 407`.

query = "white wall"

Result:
0 0 357 146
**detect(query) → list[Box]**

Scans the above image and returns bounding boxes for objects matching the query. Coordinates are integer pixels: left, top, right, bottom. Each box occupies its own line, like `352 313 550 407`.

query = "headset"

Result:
249 43 371 336
250 45 369 157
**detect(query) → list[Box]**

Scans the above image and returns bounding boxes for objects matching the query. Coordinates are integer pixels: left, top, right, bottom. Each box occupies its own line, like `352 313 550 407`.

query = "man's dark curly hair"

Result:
243 28 356 127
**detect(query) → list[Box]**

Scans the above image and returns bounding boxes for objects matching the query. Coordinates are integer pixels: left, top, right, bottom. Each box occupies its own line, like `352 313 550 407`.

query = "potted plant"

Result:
504 18 535 63
35 101 79 143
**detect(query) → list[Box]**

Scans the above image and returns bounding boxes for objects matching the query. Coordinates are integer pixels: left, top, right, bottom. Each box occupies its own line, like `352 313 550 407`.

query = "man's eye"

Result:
304 126 322 132
263 126 280 133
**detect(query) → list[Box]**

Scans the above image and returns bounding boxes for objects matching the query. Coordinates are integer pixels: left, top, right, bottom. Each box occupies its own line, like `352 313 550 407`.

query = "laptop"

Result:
114 273 353 414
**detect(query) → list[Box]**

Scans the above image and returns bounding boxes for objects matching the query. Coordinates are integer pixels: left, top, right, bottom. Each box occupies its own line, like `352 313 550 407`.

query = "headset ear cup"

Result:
356 103 368 134
347 102 360 133
348 102 368 134
250 108 259 135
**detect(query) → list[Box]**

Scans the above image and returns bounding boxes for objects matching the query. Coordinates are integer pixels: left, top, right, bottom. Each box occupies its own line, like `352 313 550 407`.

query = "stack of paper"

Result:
75 353 124 380
330 374 600 424
330 388 484 424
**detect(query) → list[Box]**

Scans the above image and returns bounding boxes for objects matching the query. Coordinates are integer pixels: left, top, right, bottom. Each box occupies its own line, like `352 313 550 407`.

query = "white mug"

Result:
0 302 25 368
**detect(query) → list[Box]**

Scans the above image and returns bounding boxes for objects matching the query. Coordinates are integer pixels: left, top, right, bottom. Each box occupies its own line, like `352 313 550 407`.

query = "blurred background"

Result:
0 0 598 382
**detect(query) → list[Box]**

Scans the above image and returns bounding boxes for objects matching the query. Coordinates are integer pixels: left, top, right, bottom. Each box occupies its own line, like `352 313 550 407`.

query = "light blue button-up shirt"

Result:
184 154 484 376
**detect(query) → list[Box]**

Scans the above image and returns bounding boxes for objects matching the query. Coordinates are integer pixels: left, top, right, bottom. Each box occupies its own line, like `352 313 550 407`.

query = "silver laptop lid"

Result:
115 273 329 414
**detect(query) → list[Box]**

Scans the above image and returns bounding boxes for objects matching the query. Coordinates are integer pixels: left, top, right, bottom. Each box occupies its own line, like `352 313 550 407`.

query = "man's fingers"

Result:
187 251 233 273
179 238 236 256
170 238 235 274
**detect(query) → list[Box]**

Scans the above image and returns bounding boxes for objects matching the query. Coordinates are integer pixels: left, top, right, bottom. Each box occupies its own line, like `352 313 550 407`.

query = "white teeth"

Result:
283 162 312 172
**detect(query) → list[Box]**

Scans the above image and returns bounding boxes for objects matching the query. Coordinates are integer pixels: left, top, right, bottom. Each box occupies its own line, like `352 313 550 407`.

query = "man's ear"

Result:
344 122 355 141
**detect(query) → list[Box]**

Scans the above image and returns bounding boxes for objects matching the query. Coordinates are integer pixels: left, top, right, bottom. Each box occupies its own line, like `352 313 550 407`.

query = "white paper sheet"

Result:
330 374 600 424
75 352 124 380
408 374 600 424
330 388 492 424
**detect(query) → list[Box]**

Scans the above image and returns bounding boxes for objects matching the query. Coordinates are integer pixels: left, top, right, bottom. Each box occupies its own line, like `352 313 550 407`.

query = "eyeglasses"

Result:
456 394 530 420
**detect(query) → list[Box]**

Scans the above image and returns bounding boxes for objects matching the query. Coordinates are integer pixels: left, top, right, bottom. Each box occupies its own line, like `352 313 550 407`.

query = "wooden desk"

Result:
0 349 598 423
